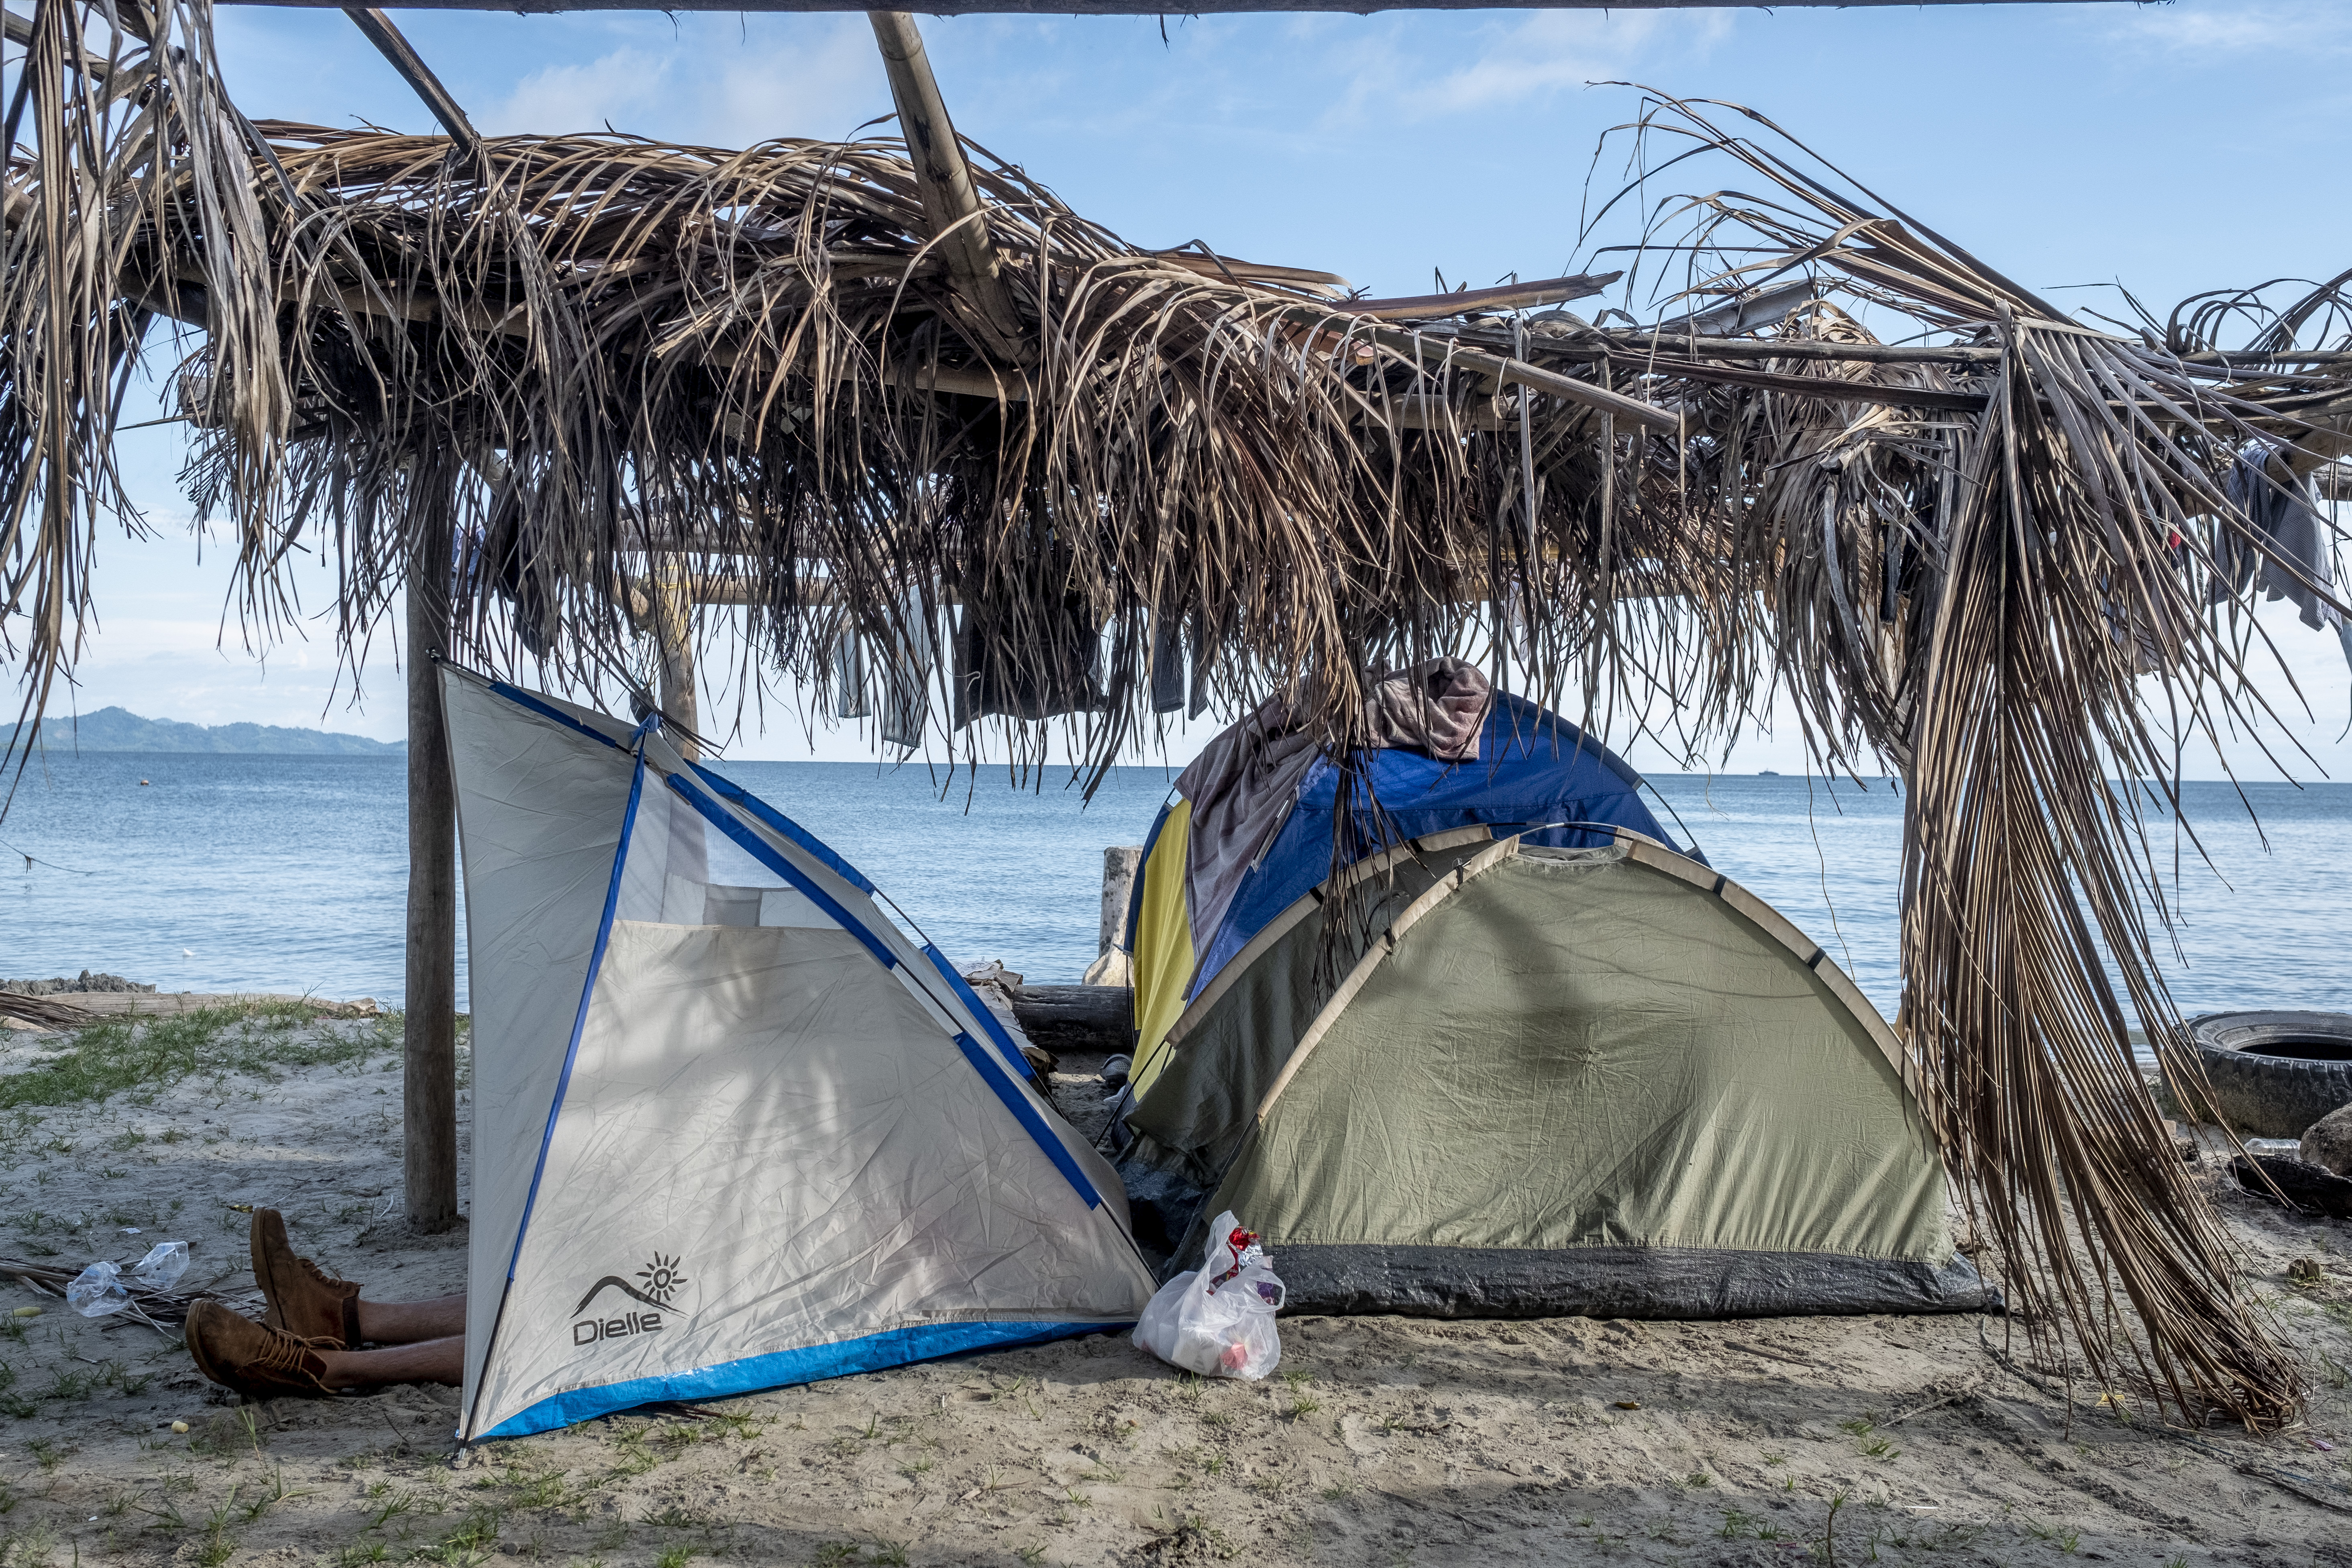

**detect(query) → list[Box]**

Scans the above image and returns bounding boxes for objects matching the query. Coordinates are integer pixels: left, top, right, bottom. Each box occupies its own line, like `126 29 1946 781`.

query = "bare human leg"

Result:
317 1336 464 1389
356 1293 466 1346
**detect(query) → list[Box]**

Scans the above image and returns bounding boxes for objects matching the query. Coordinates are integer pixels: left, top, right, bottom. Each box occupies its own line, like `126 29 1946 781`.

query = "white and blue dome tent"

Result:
440 666 1154 1442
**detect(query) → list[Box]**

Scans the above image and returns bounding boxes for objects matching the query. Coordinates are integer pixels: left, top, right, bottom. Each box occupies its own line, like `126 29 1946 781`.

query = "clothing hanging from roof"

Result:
879 588 935 750
2217 439 2352 670
952 587 1106 726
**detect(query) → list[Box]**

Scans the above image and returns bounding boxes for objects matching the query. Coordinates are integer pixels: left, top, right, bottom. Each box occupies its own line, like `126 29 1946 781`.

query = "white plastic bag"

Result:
131 1241 189 1290
66 1260 130 1318
1133 1211 1284 1379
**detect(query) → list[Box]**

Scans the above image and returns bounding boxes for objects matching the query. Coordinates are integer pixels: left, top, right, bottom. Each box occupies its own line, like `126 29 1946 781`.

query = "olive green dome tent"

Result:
1115 828 1991 1319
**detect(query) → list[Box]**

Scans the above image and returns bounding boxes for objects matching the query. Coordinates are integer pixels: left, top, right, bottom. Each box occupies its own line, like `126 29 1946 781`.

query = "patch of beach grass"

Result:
2022 1513 2081 1553
198 1487 243 1566
418 1505 502 1566
0 1001 398 1110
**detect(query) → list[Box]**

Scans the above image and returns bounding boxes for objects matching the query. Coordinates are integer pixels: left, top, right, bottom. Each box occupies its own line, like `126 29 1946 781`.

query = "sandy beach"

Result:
3 1003 2349 1566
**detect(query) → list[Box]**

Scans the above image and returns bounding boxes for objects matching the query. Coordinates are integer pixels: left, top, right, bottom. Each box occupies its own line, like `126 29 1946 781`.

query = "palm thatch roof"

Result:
9 4 2352 1429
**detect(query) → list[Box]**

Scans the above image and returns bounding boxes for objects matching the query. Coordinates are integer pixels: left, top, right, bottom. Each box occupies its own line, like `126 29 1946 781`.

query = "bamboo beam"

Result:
1342 271 1616 322
1599 334 2002 365
1615 356 1990 412
1151 251 1350 297
341 8 480 155
1282 306 1682 432
1490 353 1681 432
866 11 1029 365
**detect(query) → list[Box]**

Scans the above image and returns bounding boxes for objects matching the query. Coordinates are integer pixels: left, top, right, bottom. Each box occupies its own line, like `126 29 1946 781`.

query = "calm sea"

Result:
4 752 2346 1028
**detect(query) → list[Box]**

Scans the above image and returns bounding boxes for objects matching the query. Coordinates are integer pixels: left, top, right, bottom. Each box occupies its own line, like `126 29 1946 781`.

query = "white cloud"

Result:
702 21 888 149
483 17 886 147
2111 3 2352 56
488 48 674 139
1319 8 1732 129
1410 12 1665 116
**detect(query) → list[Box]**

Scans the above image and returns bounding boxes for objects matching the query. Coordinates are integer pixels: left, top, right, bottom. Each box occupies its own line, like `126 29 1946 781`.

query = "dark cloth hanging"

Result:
2217 439 2352 670
1186 605 1215 721
952 591 1107 727
1150 612 1186 715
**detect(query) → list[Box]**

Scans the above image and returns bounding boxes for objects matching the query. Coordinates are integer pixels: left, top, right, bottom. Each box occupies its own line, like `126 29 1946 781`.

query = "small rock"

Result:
2300 1101 2352 1177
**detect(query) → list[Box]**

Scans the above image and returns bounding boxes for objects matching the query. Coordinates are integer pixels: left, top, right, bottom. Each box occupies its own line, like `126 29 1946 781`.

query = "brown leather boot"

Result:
249 1209 361 1348
184 1301 337 1400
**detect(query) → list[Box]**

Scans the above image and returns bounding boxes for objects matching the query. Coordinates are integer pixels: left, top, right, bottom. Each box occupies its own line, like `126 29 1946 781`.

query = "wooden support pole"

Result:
403 517 459 1232
342 8 480 154
651 560 700 763
1099 846 1141 956
866 10 1030 365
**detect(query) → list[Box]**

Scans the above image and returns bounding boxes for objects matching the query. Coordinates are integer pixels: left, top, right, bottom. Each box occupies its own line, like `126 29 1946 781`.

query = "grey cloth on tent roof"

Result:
1174 657 1494 970
1364 657 1488 761
2217 440 2352 670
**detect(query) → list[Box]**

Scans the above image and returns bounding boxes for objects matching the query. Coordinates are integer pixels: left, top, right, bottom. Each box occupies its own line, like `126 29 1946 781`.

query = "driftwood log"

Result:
2232 1156 2352 1221
1009 986 1135 1056
0 993 94 1031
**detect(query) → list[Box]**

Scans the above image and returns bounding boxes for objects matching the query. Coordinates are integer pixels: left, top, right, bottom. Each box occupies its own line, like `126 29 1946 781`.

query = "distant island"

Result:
5 706 404 756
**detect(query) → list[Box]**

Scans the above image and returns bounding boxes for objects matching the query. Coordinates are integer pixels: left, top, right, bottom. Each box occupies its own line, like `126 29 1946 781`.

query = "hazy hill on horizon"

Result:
6 706 403 755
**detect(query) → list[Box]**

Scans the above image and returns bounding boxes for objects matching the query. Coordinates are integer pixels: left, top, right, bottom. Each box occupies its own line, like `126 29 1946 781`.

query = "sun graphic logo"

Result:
569 1253 690 1346
636 1253 688 1307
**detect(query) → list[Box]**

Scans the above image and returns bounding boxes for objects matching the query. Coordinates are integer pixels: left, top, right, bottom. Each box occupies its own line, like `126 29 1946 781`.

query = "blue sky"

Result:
57 2 2352 775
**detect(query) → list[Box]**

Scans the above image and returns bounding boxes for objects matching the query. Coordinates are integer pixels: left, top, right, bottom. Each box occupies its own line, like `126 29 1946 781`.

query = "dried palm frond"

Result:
0 0 286 785
1591 90 2342 1425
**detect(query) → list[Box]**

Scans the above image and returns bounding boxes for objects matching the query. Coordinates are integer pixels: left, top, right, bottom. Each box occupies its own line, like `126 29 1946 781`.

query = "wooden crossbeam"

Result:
868 10 1030 366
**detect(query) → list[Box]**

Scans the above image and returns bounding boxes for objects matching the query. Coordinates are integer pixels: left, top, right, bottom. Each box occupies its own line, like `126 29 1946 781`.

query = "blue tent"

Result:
1130 691 1699 1013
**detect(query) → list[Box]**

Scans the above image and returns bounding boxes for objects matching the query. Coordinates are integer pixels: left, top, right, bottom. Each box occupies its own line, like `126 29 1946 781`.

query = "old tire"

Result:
2189 1011 2352 1138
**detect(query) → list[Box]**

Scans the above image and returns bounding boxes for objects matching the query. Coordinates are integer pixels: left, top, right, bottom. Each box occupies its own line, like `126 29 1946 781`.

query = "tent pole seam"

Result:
461 731 649 1442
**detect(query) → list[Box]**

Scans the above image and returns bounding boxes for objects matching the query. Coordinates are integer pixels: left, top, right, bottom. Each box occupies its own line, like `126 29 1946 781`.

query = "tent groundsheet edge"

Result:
1272 1244 1996 1319
479 1319 1136 1440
